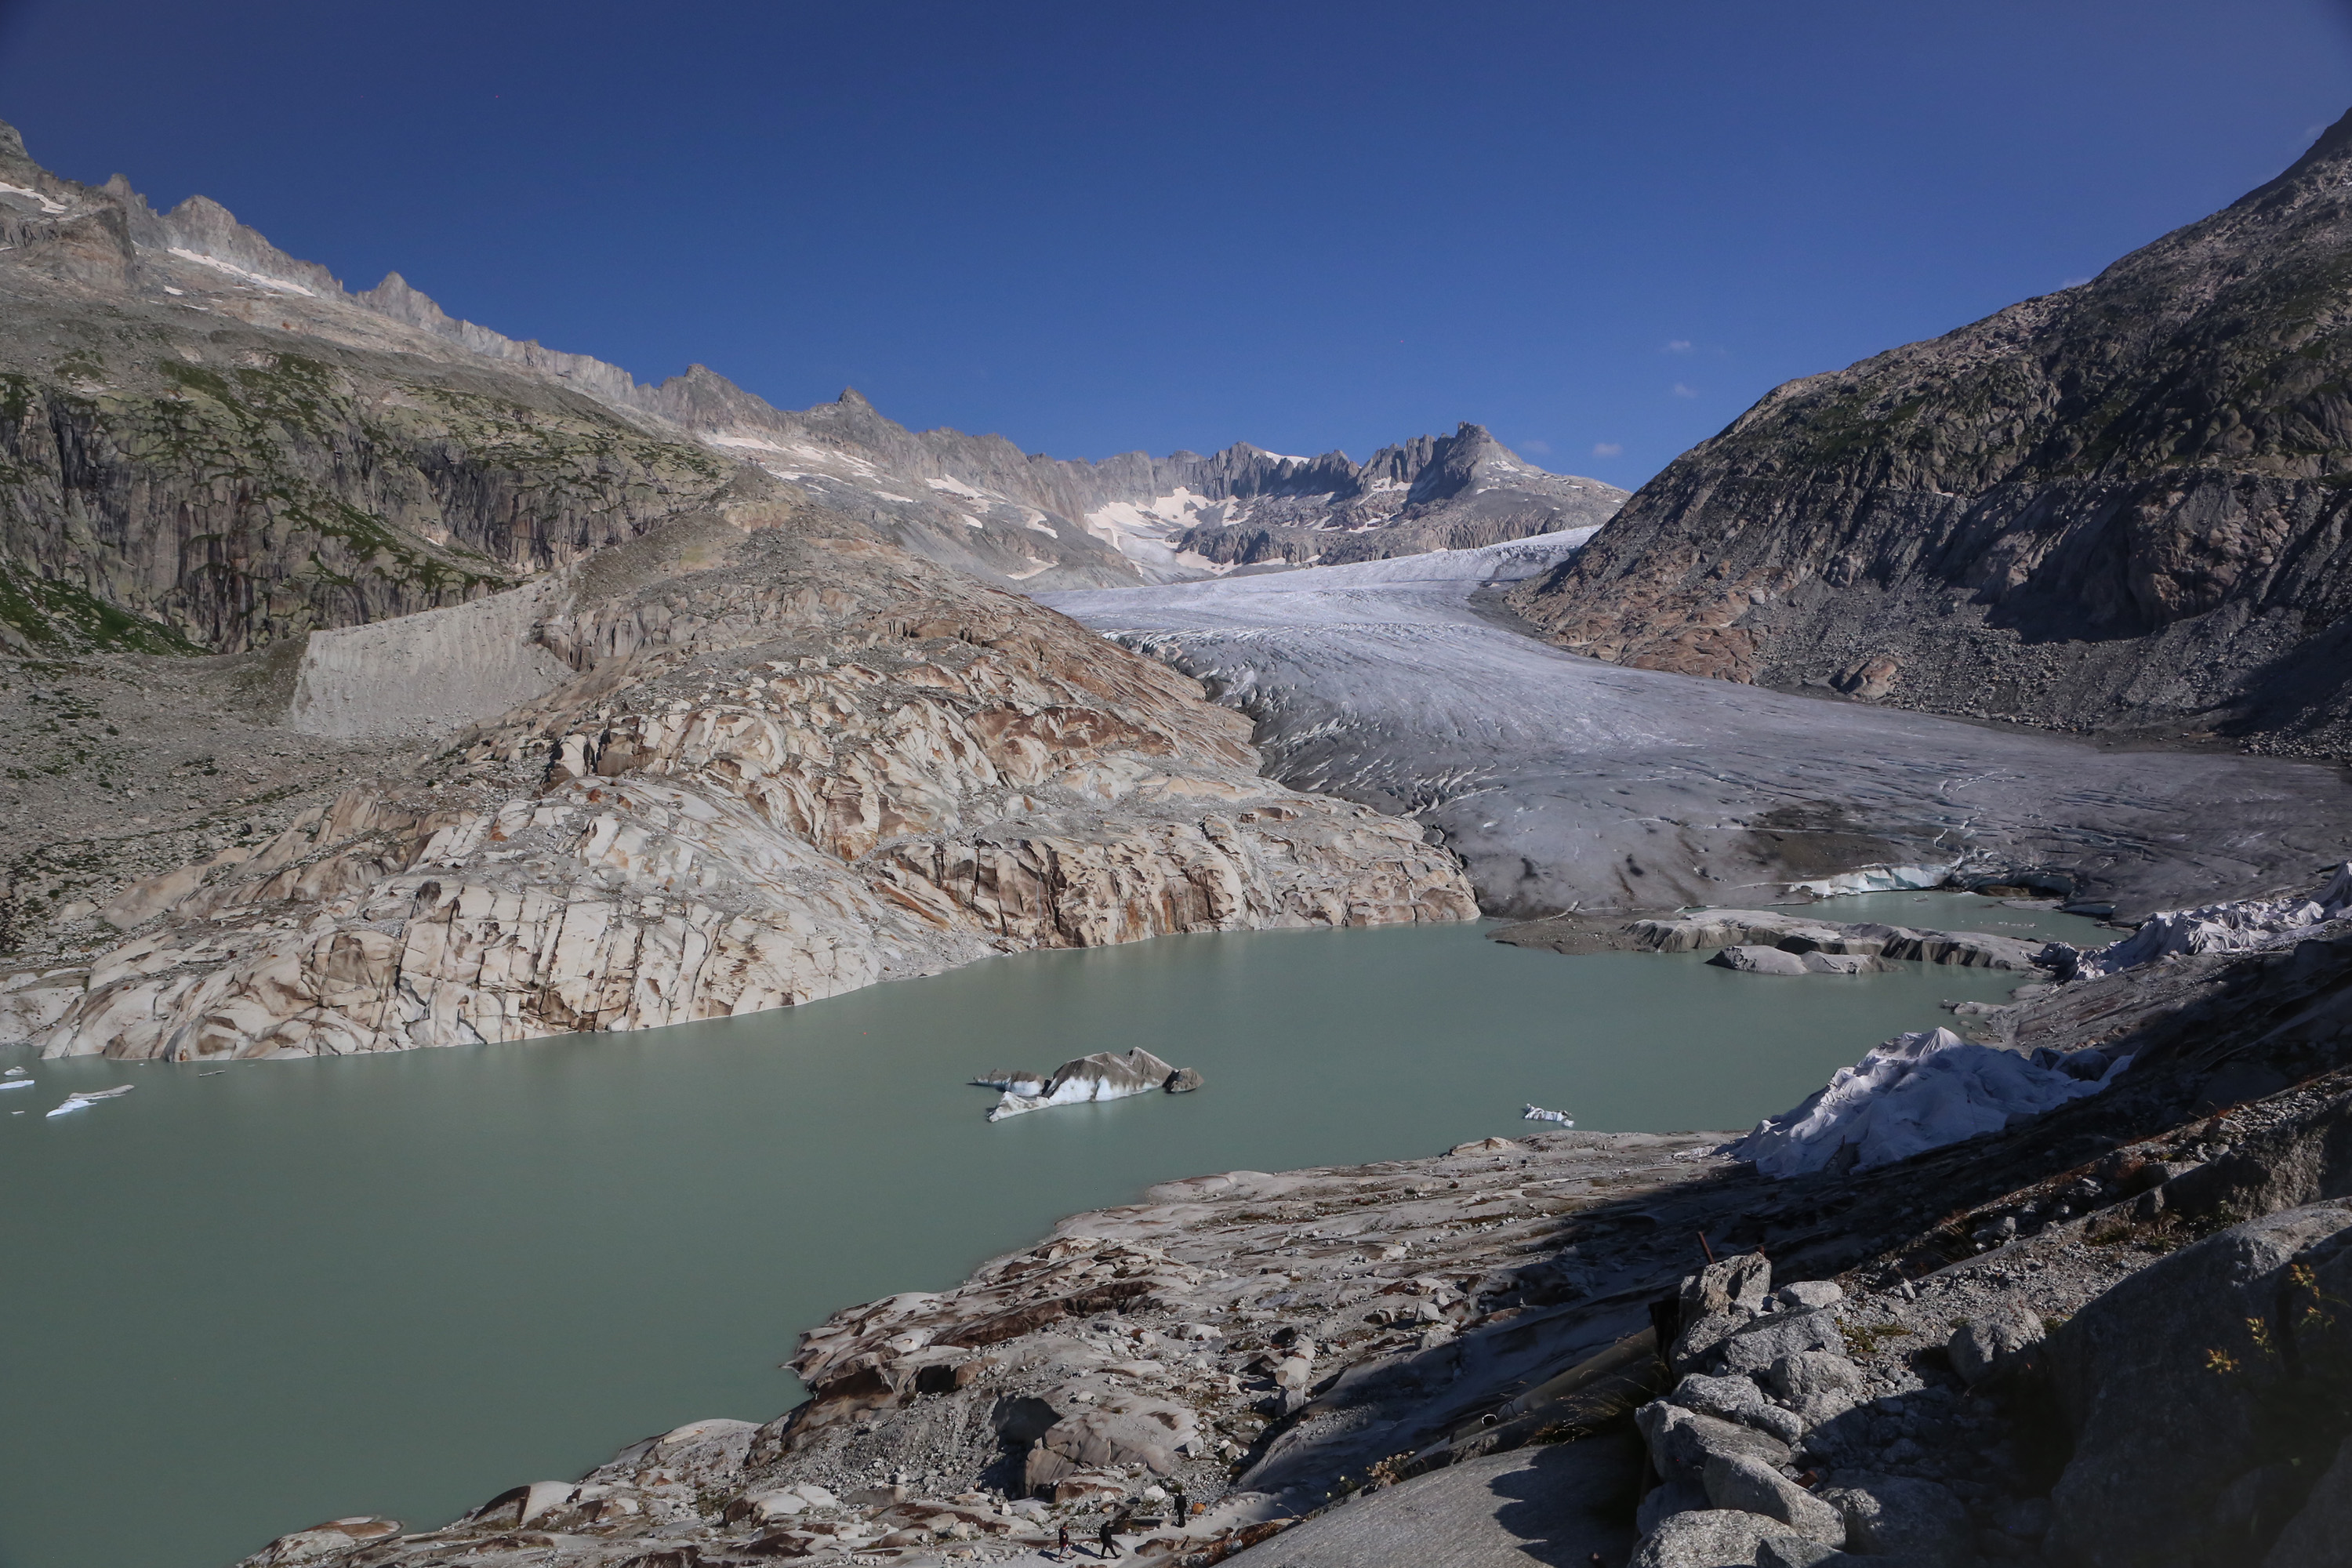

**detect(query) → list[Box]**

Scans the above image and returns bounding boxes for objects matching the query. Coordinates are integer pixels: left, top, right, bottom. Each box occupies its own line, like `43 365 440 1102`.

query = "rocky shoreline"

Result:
244 882 2352 1568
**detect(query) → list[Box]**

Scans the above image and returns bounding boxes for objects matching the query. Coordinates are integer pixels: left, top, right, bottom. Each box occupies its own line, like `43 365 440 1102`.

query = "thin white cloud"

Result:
1664 339 1693 354
1520 437 1552 455
1591 441 1624 458
1671 383 1698 398
2060 275 2092 288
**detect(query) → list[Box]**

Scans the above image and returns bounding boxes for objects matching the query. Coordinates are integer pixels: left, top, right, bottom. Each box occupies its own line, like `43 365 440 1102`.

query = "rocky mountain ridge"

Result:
641 374 1624 578
1517 106 2352 757
0 117 1156 662
1088 422 1628 571
0 114 1615 663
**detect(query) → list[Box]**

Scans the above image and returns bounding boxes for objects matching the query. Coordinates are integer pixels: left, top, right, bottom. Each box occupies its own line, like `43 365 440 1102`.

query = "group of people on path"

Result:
1049 1483 1187 1559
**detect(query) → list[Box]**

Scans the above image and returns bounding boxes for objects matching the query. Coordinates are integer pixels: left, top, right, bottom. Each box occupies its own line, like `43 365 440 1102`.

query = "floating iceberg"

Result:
975 1050 1201 1122
0 1080 31 1092
2071 862 2352 979
1727 1028 2127 1178
45 1084 134 1119
1522 1104 1573 1125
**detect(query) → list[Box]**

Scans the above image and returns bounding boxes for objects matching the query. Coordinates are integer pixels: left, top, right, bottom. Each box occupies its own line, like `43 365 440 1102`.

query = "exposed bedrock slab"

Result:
1617 909 2049 968
1040 536 2352 920
1223 1434 1642 1566
24 514 1473 1058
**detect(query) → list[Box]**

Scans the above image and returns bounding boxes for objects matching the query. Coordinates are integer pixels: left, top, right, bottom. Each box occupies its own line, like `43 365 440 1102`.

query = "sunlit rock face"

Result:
30 511 1474 1059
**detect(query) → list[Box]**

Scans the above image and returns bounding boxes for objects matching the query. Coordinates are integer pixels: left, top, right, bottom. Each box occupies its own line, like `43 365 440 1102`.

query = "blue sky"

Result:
2 2 2350 485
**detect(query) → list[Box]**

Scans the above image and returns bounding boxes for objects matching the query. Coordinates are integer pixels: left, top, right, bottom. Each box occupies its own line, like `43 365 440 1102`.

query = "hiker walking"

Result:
1098 1516 1122 1558
1055 1521 1071 1558
1170 1483 1189 1528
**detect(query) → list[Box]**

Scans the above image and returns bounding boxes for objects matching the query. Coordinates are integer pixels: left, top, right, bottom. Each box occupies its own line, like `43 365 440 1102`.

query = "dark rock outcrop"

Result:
2046 1200 2352 1567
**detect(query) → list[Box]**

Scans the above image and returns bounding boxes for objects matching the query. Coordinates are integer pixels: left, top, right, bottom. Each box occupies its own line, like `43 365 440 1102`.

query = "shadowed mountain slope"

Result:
1517 107 2352 757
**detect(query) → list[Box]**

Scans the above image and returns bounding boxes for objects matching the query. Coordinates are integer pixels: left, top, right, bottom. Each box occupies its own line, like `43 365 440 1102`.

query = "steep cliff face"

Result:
0 123 755 655
22 499 1474 1058
0 331 733 655
1517 108 2352 753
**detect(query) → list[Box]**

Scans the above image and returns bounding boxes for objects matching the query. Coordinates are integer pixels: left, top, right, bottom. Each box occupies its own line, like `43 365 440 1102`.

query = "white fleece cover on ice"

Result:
1730 1027 2129 1178
2076 862 2352 978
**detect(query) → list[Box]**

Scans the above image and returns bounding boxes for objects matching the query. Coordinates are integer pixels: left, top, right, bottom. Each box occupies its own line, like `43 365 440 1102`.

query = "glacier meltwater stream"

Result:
0 898 2100 1568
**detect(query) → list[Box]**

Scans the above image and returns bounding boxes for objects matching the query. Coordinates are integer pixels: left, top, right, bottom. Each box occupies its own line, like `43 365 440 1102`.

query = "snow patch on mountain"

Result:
0 181 67 215
165 248 316 296
1083 488 1252 564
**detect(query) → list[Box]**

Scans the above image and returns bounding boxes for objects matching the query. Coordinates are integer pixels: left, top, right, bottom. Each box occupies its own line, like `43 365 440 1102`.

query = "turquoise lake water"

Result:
0 895 2095 1568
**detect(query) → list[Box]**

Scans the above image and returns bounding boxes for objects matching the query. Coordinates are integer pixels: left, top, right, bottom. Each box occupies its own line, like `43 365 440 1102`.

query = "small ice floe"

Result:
974 1050 1203 1122
1522 1103 1573 1125
3 1065 27 1076
0 1079 31 1092
45 1084 134 1118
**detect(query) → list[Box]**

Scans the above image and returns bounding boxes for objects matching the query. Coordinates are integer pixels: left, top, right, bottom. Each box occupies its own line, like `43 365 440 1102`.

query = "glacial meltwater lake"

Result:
0 896 2099 1568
